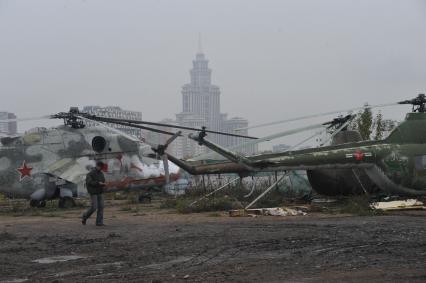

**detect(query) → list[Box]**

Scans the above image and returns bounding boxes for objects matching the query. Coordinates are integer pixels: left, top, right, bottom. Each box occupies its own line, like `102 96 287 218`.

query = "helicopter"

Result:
0 107 254 208
76 94 426 198
0 109 184 208
183 94 426 197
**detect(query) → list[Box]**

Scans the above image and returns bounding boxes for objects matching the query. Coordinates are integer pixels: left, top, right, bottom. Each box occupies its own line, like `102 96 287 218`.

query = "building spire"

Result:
197 33 203 54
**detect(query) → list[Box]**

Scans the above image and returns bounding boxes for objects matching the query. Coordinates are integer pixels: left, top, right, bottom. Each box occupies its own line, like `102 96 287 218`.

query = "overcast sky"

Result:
0 0 425 145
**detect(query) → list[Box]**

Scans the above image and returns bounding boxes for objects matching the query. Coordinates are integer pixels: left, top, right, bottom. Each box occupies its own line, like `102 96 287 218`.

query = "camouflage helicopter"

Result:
0 108 185 208
0 107 255 208
84 94 426 198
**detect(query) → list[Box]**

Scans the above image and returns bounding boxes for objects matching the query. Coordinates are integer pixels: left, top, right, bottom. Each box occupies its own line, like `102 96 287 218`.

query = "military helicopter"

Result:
184 94 426 197
0 108 185 208
80 94 426 198
0 107 255 208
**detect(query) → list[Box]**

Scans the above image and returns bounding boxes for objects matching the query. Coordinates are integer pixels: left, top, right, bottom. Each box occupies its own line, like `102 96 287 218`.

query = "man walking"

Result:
82 161 106 226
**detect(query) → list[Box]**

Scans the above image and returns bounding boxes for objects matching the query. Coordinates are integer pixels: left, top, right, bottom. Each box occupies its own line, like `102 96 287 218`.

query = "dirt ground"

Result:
1 201 426 283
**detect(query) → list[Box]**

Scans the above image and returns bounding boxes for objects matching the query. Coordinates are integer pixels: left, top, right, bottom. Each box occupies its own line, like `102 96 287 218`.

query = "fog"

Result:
1 0 425 147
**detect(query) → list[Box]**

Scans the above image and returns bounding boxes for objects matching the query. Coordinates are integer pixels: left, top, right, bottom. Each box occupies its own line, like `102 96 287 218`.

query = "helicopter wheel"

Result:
30 200 46 208
58 197 76 209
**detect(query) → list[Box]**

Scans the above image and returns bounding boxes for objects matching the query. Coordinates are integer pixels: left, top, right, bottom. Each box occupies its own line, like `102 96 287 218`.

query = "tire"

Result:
58 197 76 209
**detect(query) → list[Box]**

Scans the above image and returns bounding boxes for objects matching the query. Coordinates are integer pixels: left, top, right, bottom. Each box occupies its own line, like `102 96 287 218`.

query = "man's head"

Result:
95 161 104 171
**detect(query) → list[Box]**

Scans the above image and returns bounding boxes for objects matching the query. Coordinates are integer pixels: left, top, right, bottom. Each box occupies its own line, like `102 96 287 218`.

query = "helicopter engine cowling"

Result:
307 130 379 196
92 136 107 153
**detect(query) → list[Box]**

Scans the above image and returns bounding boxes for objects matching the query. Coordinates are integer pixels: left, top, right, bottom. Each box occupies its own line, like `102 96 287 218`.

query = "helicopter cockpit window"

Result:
22 132 42 145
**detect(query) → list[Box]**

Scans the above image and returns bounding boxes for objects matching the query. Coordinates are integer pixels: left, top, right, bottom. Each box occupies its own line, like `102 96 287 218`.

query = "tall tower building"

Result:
174 39 257 158
181 45 221 133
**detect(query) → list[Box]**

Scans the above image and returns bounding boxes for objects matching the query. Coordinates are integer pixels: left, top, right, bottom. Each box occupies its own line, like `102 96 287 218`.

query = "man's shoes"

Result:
82 217 86 225
96 223 105 226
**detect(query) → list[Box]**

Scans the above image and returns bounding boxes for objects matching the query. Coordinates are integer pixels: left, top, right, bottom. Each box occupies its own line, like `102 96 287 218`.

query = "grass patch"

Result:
161 196 242 214
159 181 296 214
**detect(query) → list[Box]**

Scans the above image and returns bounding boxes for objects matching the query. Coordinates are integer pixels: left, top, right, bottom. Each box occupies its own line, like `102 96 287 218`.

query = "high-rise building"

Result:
0 112 17 136
222 117 257 154
174 42 257 158
82 106 143 138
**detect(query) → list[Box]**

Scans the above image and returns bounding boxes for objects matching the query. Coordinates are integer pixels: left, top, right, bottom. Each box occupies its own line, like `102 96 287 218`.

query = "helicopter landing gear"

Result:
58 197 76 209
30 200 46 208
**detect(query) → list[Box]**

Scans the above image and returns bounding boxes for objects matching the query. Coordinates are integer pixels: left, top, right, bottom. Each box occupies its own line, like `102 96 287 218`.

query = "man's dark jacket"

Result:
86 169 105 195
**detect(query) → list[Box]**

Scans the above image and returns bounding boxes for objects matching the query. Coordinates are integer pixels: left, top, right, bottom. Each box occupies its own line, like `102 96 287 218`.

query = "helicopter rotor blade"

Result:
81 115 182 137
189 122 326 161
77 116 141 142
84 116 258 139
235 102 399 131
0 115 51 123
320 117 355 146
164 131 181 148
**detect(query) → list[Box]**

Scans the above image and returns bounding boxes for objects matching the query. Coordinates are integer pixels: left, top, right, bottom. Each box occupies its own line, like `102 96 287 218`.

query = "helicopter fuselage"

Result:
0 125 180 206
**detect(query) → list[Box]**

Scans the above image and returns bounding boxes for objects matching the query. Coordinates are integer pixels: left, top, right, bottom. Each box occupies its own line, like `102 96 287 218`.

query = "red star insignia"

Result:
353 150 364 161
17 161 33 181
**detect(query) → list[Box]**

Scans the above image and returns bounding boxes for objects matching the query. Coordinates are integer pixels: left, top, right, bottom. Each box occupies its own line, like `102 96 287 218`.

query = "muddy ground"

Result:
0 200 426 283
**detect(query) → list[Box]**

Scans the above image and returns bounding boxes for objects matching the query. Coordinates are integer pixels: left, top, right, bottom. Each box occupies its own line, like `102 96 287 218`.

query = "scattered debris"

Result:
229 207 307 217
371 199 425 211
33 255 86 264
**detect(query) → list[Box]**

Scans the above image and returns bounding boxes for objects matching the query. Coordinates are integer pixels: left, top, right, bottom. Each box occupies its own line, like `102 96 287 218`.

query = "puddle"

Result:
33 255 86 264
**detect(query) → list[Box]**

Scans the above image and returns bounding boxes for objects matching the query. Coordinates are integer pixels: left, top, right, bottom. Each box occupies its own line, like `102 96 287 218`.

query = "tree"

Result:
374 111 384 140
356 105 373 140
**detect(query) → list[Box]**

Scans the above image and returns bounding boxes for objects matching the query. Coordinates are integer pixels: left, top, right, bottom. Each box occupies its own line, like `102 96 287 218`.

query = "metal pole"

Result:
288 173 294 195
202 175 206 191
274 171 278 190
245 173 288 210
352 169 369 196
244 176 257 198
